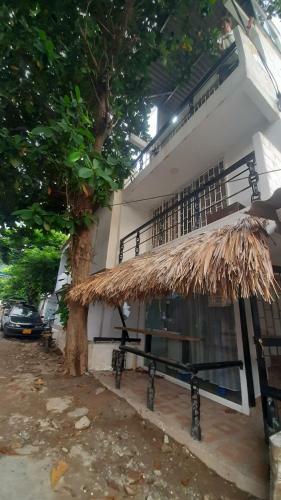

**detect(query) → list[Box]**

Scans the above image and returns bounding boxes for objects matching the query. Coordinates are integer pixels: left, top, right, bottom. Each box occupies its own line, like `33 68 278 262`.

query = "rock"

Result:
17 445 39 455
50 460 69 489
51 420 59 430
46 396 73 413
19 431 30 442
75 416 91 430
127 470 143 485
68 407 89 418
153 470 161 477
62 447 69 453
124 483 137 496
106 475 124 491
163 434 169 444
95 387 105 396
38 418 56 432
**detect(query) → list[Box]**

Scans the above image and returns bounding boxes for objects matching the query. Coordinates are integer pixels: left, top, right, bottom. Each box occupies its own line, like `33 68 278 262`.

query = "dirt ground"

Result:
0 334 256 500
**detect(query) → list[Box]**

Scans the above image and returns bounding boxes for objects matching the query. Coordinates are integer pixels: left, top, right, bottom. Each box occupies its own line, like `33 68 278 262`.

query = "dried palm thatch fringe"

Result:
68 216 278 307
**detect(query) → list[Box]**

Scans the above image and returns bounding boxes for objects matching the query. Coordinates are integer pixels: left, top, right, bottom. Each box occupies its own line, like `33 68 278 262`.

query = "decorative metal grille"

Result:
152 162 226 247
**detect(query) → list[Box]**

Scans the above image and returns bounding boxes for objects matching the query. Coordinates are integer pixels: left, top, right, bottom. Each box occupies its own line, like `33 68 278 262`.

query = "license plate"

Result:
22 329 32 334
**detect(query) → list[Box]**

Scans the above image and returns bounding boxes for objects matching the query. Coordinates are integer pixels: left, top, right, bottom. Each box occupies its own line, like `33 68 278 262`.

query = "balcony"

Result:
119 152 260 262
124 26 279 205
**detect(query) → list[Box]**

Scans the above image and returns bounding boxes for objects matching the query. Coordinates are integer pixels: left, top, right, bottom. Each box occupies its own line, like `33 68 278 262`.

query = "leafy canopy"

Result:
0 228 67 304
0 0 220 232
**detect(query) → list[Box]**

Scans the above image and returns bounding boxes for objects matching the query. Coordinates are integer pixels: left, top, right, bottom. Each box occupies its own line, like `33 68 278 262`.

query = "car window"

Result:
10 306 41 321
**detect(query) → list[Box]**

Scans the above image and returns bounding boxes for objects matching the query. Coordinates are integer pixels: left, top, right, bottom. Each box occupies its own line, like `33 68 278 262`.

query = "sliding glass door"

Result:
145 294 242 405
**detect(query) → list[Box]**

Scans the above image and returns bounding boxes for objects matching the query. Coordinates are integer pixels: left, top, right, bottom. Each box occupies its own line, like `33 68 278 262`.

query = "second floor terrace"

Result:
123 24 281 206
119 151 262 262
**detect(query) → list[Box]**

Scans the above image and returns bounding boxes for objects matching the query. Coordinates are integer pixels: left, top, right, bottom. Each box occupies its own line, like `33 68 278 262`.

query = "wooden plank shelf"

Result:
114 326 202 342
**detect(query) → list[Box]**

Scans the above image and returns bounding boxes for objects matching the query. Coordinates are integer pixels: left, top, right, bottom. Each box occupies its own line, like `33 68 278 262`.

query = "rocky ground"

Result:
0 334 255 500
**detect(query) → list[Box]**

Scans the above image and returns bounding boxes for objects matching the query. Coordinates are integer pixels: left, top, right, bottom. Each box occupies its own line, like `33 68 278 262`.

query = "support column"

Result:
115 351 125 389
147 361 156 411
191 373 201 441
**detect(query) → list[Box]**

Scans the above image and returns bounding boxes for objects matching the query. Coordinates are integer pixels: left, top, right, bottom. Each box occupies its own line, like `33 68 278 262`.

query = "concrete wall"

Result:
225 118 281 209
254 24 281 92
91 207 112 273
55 248 70 293
238 25 280 123
87 190 150 343
119 203 151 260
253 123 281 201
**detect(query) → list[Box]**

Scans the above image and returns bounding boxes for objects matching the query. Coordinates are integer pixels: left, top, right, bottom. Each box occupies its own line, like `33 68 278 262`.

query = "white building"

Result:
55 1 281 419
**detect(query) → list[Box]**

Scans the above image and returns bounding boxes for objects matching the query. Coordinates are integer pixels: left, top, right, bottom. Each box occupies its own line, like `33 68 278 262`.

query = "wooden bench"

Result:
112 317 243 441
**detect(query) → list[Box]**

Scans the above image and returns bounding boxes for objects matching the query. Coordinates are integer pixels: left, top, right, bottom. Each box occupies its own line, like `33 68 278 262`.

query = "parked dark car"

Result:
3 304 45 338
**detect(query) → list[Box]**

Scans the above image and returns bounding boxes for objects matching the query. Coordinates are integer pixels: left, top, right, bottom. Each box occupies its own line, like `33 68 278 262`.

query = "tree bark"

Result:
64 215 93 376
64 93 109 375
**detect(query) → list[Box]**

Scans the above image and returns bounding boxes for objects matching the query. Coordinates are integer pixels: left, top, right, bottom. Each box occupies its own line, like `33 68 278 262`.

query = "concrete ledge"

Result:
52 331 140 371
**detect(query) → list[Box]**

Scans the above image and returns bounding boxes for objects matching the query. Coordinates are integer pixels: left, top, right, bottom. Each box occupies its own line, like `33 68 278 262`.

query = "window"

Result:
152 162 227 247
145 294 242 404
10 306 41 322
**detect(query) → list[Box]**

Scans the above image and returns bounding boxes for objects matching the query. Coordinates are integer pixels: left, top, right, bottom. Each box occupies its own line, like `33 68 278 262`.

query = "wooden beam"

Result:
114 326 202 342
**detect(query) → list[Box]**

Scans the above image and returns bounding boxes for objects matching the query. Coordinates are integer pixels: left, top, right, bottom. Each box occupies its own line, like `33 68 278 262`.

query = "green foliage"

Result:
0 228 66 305
260 0 281 18
0 228 67 264
0 245 61 305
0 0 220 233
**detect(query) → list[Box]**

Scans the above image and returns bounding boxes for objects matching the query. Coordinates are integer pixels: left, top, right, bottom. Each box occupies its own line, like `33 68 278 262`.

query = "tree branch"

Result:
79 24 99 70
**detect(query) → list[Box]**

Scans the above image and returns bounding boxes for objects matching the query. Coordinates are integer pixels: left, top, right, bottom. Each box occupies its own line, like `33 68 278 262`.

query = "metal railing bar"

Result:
119 345 243 372
121 152 255 243
130 186 251 252
124 187 250 254
122 243 140 255
227 167 249 182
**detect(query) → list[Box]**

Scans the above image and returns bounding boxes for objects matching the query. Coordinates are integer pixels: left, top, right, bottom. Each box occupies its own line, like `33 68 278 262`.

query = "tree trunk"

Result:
64 223 93 376
64 95 108 376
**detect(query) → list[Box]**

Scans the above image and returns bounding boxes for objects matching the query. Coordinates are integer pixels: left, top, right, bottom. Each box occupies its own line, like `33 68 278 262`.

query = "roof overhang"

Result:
69 216 278 307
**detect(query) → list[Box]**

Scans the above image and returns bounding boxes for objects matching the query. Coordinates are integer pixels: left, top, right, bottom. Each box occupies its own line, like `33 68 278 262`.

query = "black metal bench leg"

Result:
115 351 125 389
191 373 201 441
147 361 156 411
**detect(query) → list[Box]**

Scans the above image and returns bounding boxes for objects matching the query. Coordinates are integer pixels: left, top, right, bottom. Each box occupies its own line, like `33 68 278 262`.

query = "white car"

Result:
0 306 11 330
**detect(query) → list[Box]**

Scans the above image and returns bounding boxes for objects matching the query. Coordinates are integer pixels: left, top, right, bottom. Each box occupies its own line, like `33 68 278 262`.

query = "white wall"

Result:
91 207 112 273
237 25 280 123
253 126 281 201
87 191 150 343
55 248 70 292
254 24 281 92
39 294 58 321
224 136 255 208
119 203 151 261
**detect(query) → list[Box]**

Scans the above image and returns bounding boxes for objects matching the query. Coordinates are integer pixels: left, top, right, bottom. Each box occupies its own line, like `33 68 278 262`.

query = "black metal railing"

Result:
119 152 260 262
112 309 244 441
127 43 238 183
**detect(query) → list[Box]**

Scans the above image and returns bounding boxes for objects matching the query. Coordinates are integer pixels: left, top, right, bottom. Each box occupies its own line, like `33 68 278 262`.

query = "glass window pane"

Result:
145 294 241 404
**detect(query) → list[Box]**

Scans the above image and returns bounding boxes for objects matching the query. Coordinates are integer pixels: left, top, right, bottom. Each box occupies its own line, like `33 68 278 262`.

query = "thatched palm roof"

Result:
68 216 277 307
